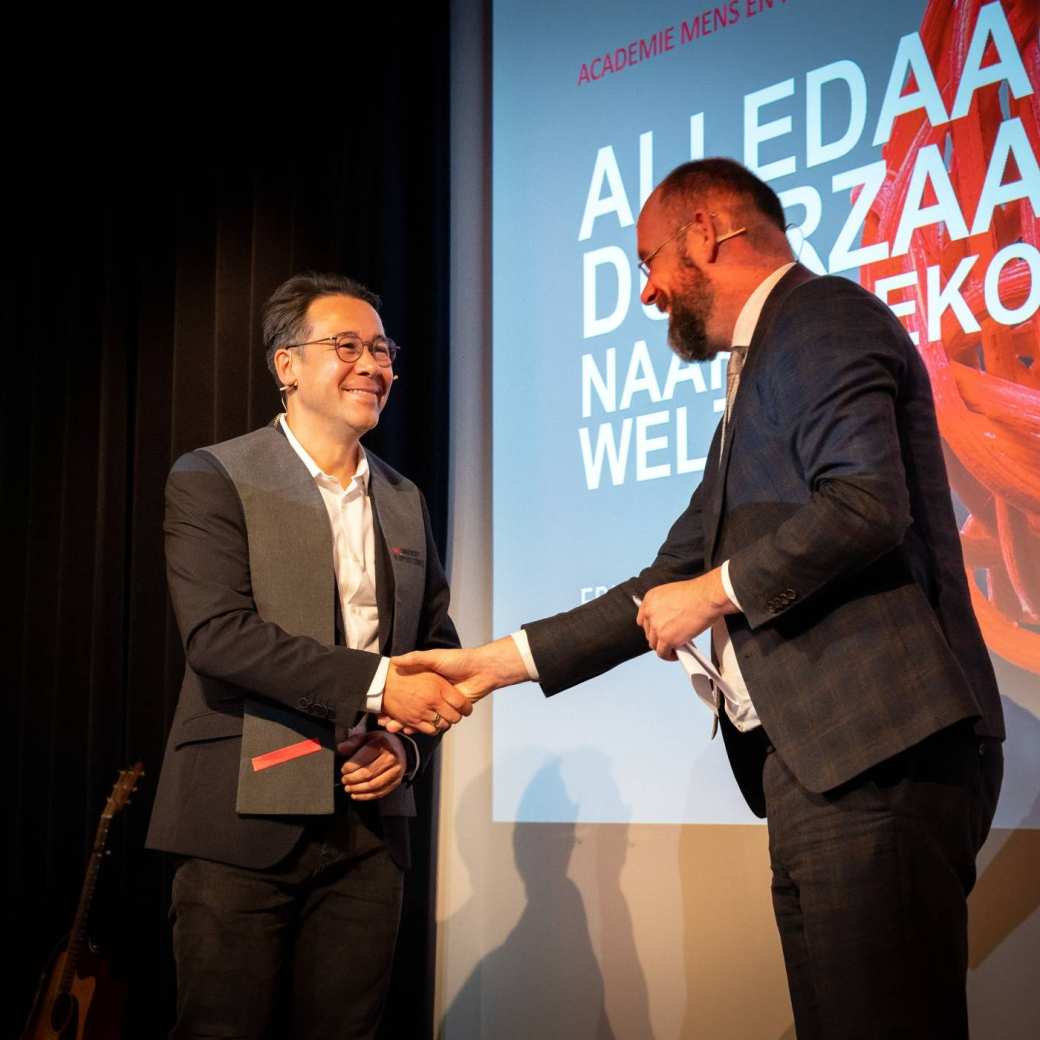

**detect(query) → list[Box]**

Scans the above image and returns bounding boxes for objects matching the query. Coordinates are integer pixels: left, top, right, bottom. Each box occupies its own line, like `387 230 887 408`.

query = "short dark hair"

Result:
262 272 381 386
656 158 787 233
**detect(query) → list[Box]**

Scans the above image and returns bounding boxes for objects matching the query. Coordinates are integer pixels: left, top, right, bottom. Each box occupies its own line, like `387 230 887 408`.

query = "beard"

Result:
666 260 718 363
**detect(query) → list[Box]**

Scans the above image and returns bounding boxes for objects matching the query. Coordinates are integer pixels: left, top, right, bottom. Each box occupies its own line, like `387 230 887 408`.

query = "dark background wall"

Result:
2 15 452 1036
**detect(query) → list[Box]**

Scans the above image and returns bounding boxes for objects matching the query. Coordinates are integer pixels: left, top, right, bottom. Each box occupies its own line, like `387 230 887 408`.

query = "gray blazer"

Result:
524 266 1004 816
146 423 458 868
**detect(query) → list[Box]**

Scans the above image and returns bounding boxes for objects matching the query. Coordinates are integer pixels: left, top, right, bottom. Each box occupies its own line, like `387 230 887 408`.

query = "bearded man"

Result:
390 159 1005 1039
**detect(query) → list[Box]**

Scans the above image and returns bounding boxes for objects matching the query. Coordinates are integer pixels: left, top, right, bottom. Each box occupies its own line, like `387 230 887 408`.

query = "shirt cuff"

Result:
399 732 421 783
720 560 744 613
511 630 540 682
365 656 391 713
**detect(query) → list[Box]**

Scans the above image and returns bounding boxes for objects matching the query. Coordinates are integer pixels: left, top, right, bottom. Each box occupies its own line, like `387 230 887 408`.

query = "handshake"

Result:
377 636 531 735
377 569 736 735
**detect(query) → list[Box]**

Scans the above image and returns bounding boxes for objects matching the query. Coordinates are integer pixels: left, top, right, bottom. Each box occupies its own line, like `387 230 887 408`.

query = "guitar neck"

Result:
58 815 112 992
49 764 142 997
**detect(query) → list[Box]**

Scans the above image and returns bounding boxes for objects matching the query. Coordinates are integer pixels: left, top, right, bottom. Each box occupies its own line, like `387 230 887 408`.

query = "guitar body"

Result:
21 765 142 1040
24 944 93 1040
22 944 125 1040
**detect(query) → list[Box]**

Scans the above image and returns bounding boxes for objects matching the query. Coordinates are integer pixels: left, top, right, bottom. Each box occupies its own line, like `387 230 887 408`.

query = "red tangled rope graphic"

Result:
858 0 1040 692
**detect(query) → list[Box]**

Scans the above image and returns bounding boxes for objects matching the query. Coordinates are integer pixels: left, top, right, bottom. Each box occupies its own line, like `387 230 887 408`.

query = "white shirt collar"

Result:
730 262 796 353
278 414 369 492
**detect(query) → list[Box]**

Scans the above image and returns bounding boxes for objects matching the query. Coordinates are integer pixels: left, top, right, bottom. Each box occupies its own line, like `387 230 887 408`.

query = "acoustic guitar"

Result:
22 764 144 1040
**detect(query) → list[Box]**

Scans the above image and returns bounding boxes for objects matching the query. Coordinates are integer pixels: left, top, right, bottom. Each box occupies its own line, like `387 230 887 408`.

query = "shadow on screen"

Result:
439 757 650 1039
676 754 793 1039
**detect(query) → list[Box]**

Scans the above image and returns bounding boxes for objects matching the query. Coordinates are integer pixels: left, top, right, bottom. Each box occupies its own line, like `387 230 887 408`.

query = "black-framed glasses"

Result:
285 331 400 367
637 217 747 278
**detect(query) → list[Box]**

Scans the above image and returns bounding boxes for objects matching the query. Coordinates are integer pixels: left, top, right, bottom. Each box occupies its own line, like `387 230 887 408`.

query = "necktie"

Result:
721 348 745 452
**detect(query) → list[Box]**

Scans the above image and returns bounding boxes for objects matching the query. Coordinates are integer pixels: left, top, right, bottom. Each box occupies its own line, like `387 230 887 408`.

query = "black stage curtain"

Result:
2 19 451 1037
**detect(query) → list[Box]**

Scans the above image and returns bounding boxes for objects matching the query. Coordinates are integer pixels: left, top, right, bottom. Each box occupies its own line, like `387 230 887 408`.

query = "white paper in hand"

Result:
632 595 734 736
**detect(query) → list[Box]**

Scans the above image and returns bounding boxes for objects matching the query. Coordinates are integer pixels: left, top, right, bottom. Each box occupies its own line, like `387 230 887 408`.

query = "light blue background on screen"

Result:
491 0 1039 826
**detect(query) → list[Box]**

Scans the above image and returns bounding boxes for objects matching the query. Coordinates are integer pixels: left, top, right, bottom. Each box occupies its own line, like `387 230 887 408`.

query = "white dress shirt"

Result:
511 263 795 734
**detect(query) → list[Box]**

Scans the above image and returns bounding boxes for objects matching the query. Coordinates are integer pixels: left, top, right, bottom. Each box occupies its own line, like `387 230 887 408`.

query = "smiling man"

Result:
147 273 469 1039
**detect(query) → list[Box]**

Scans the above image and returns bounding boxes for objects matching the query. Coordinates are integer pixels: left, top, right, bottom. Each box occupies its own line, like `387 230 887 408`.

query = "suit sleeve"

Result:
727 280 913 630
523 475 709 696
164 450 379 724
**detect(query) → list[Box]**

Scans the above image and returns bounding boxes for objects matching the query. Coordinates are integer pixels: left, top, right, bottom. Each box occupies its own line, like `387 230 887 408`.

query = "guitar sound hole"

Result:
50 992 78 1032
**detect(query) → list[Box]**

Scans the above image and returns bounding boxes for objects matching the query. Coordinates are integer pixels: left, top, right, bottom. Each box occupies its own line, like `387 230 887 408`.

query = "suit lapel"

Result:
702 264 816 566
206 421 339 813
368 458 425 657
372 507 395 654
702 421 727 568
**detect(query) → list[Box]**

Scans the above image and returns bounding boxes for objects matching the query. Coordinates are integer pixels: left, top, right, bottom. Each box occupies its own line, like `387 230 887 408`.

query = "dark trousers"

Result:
170 802 403 1040
761 720 1003 1040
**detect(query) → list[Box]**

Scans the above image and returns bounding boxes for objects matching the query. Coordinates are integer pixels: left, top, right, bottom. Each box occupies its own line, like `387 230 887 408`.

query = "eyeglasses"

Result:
285 331 400 367
637 217 747 278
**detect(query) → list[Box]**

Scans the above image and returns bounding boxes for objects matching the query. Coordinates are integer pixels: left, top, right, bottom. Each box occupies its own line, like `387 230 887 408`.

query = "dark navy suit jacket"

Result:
524 265 1004 816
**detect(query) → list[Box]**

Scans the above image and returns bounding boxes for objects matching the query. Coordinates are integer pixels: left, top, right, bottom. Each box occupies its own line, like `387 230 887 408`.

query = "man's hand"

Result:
381 661 473 735
379 638 529 733
337 731 407 801
637 568 736 660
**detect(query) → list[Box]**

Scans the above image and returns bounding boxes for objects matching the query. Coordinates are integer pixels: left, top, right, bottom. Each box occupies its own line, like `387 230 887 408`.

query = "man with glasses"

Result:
147 272 469 1038
392 159 1004 1038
